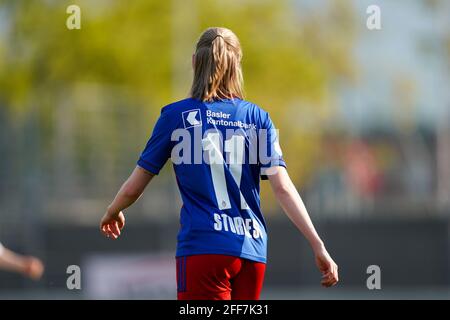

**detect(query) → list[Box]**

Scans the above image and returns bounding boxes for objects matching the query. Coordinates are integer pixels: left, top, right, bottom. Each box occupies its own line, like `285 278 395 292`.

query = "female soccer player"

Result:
100 27 338 300
0 242 44 280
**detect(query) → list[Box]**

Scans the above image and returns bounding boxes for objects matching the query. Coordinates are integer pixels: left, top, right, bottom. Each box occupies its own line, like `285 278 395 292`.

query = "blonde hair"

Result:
190 27 244 102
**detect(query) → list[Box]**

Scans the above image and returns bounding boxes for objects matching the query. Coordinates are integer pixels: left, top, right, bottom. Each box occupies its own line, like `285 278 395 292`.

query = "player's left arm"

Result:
268 166 339 287
100 166 154 239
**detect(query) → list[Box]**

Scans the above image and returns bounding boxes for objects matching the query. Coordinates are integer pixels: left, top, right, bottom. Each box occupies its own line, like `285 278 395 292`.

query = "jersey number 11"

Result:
202 132 249 210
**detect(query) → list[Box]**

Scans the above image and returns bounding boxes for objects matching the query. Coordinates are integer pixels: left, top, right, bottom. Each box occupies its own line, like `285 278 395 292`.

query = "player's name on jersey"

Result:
213 213 264 239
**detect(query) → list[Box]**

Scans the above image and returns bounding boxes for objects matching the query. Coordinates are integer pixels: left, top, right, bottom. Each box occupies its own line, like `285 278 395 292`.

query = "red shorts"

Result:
176 254 266 300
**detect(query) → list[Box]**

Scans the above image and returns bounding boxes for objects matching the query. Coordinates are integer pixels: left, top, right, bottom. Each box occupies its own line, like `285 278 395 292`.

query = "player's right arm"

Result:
267 166 339 287
100 106 175 240
0 243 44 280
100 166 154 239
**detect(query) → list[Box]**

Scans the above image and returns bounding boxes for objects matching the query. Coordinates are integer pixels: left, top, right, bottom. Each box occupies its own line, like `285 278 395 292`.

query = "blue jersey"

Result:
137 98 286 263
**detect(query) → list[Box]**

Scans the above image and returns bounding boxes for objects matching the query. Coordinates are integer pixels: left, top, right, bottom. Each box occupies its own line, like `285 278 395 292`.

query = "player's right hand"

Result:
100 210 125 240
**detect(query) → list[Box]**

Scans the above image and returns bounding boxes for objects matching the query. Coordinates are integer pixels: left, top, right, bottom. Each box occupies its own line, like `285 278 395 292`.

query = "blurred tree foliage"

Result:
0 0 355 219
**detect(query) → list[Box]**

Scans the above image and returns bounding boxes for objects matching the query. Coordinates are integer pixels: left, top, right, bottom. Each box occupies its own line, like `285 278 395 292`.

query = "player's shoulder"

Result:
159 97 270 121
160 98 197 115
237 99 270 123
239 99 268 113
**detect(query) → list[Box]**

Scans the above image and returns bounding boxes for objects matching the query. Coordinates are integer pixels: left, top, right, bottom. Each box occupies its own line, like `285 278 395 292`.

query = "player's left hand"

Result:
100 210 125 240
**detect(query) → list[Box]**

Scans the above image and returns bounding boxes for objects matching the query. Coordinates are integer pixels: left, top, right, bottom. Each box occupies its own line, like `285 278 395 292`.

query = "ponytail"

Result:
190 27 244 102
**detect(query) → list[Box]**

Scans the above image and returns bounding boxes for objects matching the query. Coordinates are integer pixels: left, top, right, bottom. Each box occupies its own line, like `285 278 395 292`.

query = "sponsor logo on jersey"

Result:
182 109 202 129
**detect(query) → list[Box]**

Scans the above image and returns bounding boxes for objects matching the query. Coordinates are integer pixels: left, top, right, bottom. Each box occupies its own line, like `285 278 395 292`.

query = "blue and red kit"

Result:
137 98 285 299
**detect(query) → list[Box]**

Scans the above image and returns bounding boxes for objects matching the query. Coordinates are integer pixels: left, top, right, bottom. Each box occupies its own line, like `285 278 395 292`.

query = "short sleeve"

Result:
0 242 4 256
259 113 286 180
137 109 177 175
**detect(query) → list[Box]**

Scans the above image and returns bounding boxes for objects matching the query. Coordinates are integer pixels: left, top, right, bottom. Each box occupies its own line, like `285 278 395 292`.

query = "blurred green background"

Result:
1 0 450 299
